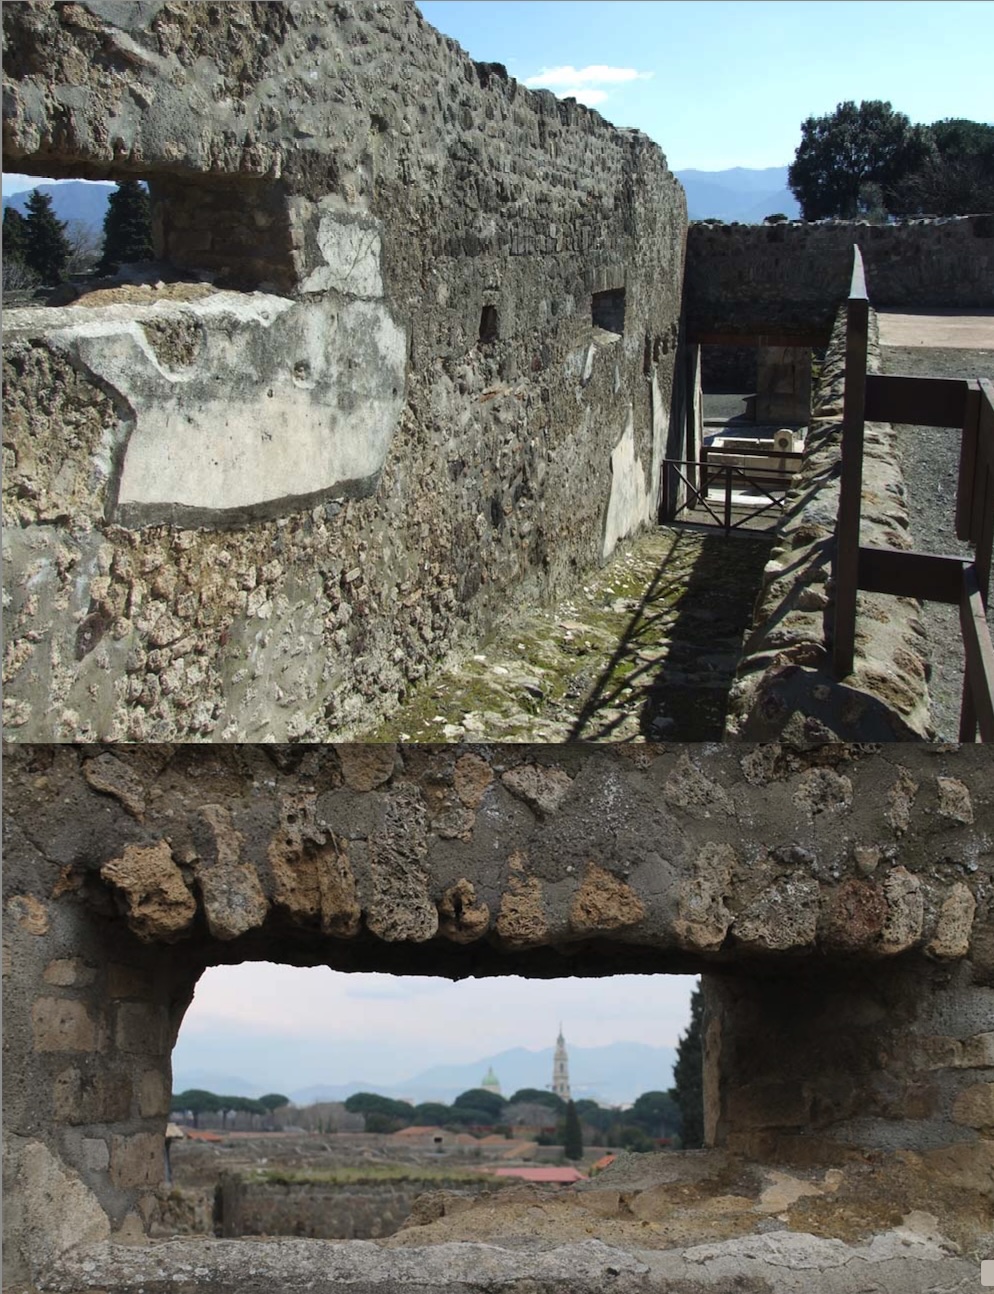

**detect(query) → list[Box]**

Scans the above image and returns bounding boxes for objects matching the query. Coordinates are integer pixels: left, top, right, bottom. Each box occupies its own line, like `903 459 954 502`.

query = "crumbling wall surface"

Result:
686 214 994 339
3 743 992 1287
1 0 686 742
724 307 934 741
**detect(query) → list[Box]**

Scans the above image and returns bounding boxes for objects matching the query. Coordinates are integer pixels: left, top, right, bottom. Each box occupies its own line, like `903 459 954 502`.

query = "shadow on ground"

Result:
361 525 773 743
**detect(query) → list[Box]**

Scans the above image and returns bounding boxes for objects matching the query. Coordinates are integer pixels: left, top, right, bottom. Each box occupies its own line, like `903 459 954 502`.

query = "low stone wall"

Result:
724 306 934 740
686 214 994 340
217 1173 489 1240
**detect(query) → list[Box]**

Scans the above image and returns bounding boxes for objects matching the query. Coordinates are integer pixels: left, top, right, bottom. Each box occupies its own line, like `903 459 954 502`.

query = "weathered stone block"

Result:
951 1082 994 1130
32 997 102 1053
100 841 196 942
138 1069 170 1119
115 1003 169 1056
569 863 646 934
43 958 96 987
927 883 977 959
82 1137 110 1172
53 1066 132 1124
109 1133 162 1189
6 893 50 936
500 764 573 817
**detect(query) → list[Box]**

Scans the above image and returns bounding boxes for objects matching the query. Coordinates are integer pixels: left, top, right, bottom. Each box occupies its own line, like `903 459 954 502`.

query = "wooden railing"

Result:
833 247 994 740
661 457 795 536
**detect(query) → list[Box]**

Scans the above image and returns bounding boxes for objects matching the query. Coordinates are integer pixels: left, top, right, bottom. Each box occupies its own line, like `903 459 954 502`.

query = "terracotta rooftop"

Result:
488 1166 588 1183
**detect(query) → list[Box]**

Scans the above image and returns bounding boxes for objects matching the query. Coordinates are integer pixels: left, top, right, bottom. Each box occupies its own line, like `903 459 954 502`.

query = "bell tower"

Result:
552 1024 571 1101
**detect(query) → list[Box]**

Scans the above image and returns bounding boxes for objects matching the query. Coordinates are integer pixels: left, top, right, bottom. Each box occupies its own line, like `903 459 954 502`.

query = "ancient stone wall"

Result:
724 305 935 740
217 1172 486 1240
1 0 686 742
686 215 994 341
3 743 992 1288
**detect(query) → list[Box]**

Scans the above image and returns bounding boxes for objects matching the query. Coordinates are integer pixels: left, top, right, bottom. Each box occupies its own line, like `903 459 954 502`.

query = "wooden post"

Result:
832 247 869 680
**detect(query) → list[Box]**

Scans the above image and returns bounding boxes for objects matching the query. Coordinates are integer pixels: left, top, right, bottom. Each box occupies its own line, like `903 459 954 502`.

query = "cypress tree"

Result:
669 982 705 1149
563 1098 583 1161
23 189 70 284
98 180 153 273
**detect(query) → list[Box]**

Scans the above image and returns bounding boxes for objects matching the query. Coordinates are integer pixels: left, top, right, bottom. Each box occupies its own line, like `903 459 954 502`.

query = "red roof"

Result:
489 1166 587 1183
184 1129 223 1142
591 1153 616 1172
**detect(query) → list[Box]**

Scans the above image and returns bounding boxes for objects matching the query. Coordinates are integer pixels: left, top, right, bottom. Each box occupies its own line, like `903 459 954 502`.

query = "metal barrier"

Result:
662 457 795 536
833 246 994 740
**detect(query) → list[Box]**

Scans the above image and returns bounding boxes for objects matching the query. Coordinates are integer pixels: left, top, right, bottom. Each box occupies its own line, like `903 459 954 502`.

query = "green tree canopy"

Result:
413 1102 453 1126
668 984 704 1149
343 1092 414 1123
628 1090 682 1139
22 189 70 284
452 1088 507 1119
507 1088 564 1111
259 1093 290 1113
563 1099 583 1160
892 118 994 215
98 180 153 273
788 100 929 219
172 1088 221 1128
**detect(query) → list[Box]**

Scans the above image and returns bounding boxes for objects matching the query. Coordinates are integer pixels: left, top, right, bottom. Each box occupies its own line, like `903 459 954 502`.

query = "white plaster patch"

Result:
650 368 669 515
11 295 407 521
602 408 650 560
301 214 384 297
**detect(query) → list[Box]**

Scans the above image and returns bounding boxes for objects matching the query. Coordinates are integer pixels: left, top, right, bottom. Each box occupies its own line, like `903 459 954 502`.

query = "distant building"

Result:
481 1065 502 1096
552 1025 571 1101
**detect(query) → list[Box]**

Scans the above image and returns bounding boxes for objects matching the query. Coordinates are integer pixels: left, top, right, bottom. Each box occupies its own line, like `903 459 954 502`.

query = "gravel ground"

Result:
880 344 993 740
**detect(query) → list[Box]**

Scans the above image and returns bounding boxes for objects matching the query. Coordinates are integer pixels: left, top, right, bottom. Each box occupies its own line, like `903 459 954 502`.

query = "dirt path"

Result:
361 525 772 742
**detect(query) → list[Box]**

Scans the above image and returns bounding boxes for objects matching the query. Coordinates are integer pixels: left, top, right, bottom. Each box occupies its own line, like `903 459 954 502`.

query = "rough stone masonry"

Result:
3 743 992 1289
1 0 687 742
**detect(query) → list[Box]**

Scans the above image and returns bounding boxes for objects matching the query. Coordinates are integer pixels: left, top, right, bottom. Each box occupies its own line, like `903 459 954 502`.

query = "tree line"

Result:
171 1089 290 1130
2 180 153 291
171 986 705 1157
788 103 994 221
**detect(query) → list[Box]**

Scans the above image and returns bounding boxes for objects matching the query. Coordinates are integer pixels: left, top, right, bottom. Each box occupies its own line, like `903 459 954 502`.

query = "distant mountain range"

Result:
2 179 116 230
674 166 800 223
174 1040 677 1109
3 169 799 233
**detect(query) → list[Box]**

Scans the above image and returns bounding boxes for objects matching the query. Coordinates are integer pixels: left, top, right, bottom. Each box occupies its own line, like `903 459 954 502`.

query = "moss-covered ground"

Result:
363 525 773 742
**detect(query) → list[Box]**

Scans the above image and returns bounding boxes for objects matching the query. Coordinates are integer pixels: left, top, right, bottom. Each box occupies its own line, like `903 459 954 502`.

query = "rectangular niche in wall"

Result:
591 287 626 336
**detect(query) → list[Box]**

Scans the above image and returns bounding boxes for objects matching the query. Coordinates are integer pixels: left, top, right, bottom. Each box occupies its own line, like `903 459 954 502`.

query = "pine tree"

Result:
669 982 704 1149
23 189 70 284
3 206 28 262
563 1098 583 1161
98 180 153 273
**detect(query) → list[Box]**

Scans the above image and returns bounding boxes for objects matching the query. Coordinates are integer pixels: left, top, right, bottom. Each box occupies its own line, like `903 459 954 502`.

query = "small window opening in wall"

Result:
479 304 500 344
591 287 625 335
168 964 698 1239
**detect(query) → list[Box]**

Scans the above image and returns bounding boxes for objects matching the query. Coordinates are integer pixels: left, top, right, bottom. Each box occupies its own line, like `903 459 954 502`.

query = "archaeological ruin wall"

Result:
3 743 992 1290
1 0 687 743
685 214 994 344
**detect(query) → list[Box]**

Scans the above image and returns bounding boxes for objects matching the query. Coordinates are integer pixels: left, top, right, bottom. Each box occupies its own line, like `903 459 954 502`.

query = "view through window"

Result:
168 966 697 1240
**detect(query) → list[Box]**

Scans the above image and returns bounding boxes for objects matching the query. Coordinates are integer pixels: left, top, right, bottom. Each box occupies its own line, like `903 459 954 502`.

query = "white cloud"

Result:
521 65 653 111
524 65 653 90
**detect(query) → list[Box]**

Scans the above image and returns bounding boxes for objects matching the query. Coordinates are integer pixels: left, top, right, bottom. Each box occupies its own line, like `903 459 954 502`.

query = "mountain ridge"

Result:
3 169 800 232
174 1040 677 1108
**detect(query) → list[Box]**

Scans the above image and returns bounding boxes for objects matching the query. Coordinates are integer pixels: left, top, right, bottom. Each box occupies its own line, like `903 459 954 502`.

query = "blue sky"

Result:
174 965 697 1094
418 1 994 170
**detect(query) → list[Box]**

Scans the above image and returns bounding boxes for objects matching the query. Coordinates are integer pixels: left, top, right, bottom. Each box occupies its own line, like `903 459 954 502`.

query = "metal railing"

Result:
833 246 994 740
662 457 795 536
